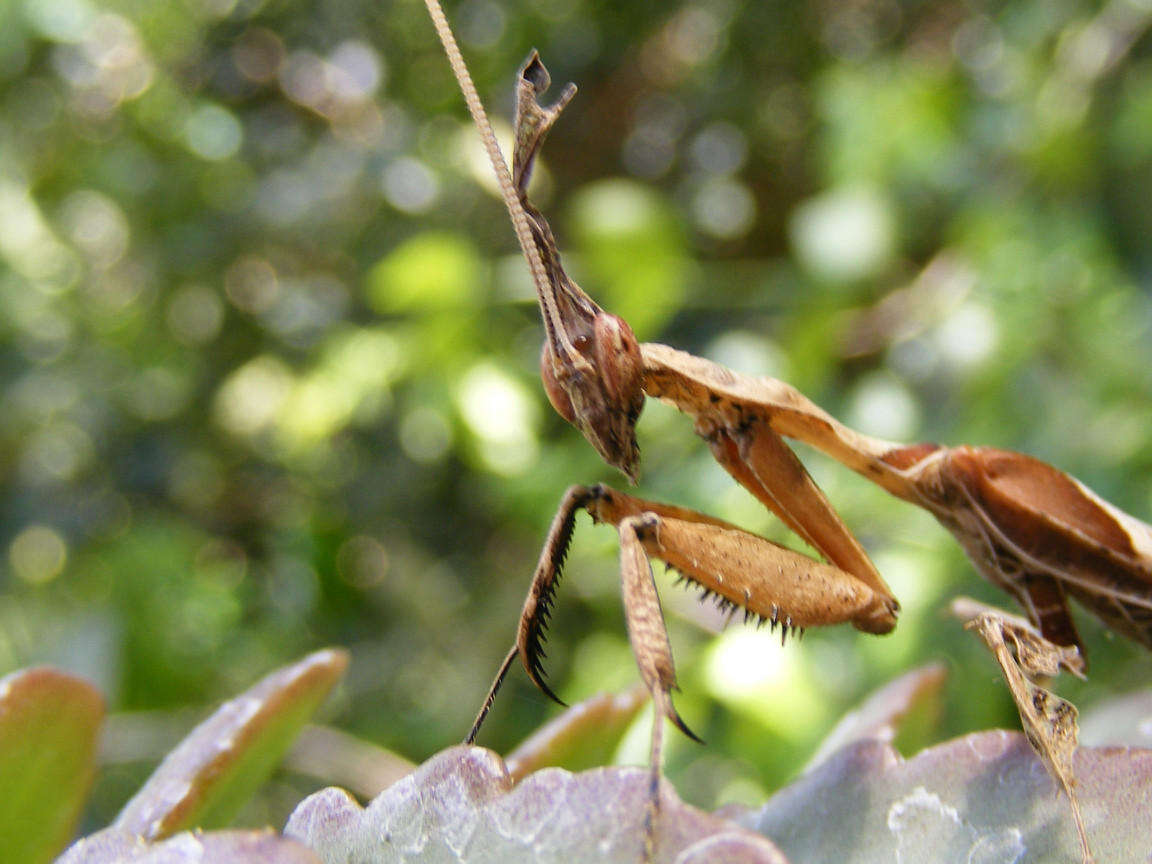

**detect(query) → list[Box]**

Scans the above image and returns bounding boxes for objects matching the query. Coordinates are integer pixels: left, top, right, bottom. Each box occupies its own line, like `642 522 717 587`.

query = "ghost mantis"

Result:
423 0 1152 858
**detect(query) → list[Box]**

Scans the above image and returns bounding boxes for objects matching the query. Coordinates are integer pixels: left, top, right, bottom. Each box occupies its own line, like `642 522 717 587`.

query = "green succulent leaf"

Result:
0 667 104 864
115 649 349 840
504 685 649 780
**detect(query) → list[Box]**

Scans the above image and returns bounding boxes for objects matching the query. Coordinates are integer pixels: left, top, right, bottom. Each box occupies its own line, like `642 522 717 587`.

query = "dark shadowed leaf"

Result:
733 732 1152 864
285 744 789 863
287 725 415 800
803 664 946 772
0 667 104 864
115 649 349 840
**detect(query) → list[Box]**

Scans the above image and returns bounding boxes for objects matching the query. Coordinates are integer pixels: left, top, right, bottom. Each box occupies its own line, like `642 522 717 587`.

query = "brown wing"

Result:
903 445 1152 651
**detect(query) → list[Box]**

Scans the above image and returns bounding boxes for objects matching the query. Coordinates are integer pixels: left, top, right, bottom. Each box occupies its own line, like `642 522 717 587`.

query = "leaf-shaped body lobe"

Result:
953 448 1131 555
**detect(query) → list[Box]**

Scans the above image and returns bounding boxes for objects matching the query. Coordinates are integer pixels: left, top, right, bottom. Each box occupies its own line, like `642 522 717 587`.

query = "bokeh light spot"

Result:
182 103 243 161
399 406 453 464
456 363 539 475
692 177 756 240
846 373 919 441
9 524 68 584
381 156 440 214
214 355 294 437
791 187 895 283
336 535 391 588
934 303 998 369
166 284 225 345
225 256 280 314
59 189 130 268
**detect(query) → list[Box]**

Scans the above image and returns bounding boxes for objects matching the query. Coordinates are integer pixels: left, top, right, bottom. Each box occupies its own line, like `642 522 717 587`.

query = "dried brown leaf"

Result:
960 606 1093 863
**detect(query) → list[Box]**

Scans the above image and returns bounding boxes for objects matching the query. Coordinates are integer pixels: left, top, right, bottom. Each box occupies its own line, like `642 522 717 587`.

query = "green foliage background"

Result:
1 0 1151 833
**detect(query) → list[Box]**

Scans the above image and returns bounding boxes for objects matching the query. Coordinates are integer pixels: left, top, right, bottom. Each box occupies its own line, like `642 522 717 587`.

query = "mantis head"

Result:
540 309 645 482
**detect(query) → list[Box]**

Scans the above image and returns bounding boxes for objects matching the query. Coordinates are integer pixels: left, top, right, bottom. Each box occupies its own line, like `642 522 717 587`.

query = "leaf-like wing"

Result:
894 446 1152 652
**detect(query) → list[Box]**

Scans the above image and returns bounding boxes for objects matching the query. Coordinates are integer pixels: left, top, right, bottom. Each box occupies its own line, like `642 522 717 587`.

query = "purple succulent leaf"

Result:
56 828 321 864
731 731 1152 864
56 827 146 863
1079 689 1152 747
135 830 323 863
286 745 788 864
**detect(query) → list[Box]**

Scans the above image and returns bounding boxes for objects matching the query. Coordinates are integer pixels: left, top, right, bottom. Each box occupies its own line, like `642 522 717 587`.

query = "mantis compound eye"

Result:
539 310 645 482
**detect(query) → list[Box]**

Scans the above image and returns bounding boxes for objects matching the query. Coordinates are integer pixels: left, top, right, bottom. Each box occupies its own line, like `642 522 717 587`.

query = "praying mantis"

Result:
422 0 1152 857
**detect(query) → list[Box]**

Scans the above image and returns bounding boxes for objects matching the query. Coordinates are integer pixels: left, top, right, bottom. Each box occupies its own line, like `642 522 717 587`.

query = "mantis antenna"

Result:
422 0 571 357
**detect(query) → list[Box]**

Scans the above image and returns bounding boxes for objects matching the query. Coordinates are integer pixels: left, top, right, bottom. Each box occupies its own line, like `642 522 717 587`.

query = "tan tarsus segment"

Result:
617 514 699 742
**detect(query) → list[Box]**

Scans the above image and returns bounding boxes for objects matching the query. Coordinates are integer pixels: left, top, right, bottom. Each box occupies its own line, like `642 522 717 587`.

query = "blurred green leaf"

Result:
115 649 348 840
568 179 688 338
366 231 484 314
0 667 104 864
504 685 649 780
